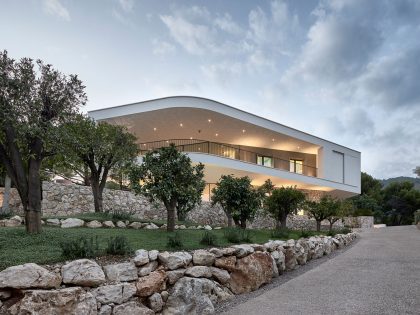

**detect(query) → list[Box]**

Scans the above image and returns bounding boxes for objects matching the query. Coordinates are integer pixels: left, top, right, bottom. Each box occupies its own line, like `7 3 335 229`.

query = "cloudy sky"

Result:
1 0 419 179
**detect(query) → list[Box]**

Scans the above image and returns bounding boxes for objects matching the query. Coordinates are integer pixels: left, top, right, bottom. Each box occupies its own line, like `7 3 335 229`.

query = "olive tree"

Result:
264 186 306 229
326 199 353 231
305 195 340 231
59 115 139 212
129 144 205 232
211 175 261 228
0 51 86 233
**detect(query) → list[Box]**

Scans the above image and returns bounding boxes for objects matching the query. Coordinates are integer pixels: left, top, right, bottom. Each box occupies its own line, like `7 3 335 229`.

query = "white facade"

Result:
88 96 361 198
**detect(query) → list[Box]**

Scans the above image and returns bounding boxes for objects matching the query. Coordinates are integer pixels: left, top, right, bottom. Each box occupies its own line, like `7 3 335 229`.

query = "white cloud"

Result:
200 62 243 86
214 13 243 35
43 0 70 21
117 0 134 13
152 39 176 55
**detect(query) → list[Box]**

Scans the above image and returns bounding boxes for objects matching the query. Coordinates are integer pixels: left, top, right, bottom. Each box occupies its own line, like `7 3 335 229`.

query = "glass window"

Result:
290 159 303 174
257 155 273 167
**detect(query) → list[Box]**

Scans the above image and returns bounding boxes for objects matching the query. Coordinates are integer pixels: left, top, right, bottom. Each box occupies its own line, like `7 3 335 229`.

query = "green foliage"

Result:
109 208 134 221
60 236 99 259
0 50 86 233
211 175 262 228
300 229 311 238
352 208 374 216
130 144 205 231
105 236 132 256
271 228 291 239
264 186 306 229
105 181 122 190
414 167 420 178
304 196 340 231
200 231 218 246
223 228 254 243
167 232 184 249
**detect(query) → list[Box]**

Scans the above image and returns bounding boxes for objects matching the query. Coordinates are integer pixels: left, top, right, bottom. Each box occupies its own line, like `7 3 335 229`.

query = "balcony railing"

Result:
139 139 317 177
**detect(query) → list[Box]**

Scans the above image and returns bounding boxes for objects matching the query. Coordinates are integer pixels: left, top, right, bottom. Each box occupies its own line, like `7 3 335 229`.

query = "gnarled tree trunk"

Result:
1 175 11 214
166 198 177 232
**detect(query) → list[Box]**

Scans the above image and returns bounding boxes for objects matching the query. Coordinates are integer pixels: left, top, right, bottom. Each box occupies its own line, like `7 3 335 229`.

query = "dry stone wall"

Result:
0 182 373 229
0 232 357 314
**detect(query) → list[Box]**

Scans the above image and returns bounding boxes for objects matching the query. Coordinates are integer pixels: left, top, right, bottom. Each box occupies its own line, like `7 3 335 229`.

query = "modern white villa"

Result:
88 96 361 201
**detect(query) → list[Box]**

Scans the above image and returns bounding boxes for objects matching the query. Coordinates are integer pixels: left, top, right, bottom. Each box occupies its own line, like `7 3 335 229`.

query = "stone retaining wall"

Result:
0 232 357 314
0 182 373 229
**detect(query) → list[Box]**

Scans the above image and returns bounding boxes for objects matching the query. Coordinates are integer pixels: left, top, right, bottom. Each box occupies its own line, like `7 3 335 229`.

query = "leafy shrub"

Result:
0 212 12 220
414 210 420 224
167 232 183 249
223 228 254 243
60 236 99 259
105 236 132 256
353 208 374 216
300 229 311 238
110 208 134 221
200 231 217 246
270 228 291 239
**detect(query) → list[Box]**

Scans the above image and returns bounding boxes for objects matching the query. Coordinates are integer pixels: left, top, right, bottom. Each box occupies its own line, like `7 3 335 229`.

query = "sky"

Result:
1 0 419 180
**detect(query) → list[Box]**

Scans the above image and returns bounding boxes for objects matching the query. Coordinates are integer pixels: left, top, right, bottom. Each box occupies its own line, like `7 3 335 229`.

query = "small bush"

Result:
223 228 254 243
353 208 374 216
200 231 217 246
300 229 311 238
60 236 99 259
105 236 132 256
110 209 134 221
270 228 291 239
0 212 12 220
167 232 183 249
414 210 420 224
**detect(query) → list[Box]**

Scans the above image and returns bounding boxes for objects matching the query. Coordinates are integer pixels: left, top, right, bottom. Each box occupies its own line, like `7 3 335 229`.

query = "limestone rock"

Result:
138 261 159 277
221 247 237 256
92 283 136 304
229 252 273 294
209 248 224 258
129 221 143 229
204 225 212 230
116 221 126 228
148 250 159 261
0 289 12 299
231 244 254 258
144 223 159 229
148 292 163 312
102 220 115 228
104 262 138 282
185 266 212 278
46 218 61 226
86 220 102 228
284 247 298 270
3 218 21 227
113 301 154 315
8 287 96 315
62 259 105 287
98 304 112 315
158 251 192 270
271 250 286 272
134 249 150 266
210 267 230 284
161 290 169 302
214 256 237 272
193 249 216 266
61 218 85 228
167 269 185 285
136 270 166 297
0 263 61 289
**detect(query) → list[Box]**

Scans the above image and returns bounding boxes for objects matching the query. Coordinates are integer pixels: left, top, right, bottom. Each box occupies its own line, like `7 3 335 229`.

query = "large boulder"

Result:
61 218 85 228
62 259 105 286
166 269 186 285
92 283 136 305
228 252 273 294
149 250 159 261
86 220 102 228
134 249 150 266
193 250 215 266
214 256 236 272
136 270 167 297
185 266 212 278
102 221 115 228
158 251 192 270
210 267 230 284
138 261 159 277
163 277 228 315
7 287 96 315
3 216 22 227
103 262 138 282
231 244 254 258
113 301 154 315
148 292 164 312
0 263 61 289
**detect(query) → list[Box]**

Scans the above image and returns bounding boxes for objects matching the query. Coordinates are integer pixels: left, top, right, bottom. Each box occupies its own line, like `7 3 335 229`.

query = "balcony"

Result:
139 139 317 177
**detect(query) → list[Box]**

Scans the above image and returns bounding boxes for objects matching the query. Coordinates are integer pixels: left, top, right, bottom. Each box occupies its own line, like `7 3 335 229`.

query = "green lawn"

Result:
0 226 327 270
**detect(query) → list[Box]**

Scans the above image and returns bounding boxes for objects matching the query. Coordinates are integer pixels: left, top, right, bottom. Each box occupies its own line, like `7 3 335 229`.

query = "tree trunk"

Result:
166 199 177 232
26 158 42 233
233 218 240 227
240 216 247 229
280 213 287 229
226 212 233 227
329 221 334 232
316 220 321 232
1 175 11 214
91 178 104 213
275 220 281 229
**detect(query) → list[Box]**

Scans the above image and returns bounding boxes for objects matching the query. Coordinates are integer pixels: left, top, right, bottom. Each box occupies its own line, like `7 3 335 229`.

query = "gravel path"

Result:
219 226 420 315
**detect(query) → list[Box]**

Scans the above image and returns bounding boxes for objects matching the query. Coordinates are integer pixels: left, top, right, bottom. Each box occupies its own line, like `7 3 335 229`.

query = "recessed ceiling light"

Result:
190 137 193 140
153 127 157 131
179 123 183 127
208 119 212 123
242 129 246 133
272 138 275 142
297 146 300 149
166 140 169 143
215 133 218 137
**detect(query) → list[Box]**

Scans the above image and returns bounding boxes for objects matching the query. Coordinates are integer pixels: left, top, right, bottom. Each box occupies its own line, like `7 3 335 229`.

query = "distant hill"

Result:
380 176 420 190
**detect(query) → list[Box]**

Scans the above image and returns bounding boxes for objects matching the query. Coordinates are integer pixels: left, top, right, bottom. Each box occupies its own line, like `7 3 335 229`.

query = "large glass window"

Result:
290 159 303 174
257 155 273 167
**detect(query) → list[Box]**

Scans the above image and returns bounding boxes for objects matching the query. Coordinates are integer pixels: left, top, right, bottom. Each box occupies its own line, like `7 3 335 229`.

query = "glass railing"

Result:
139 139 317 177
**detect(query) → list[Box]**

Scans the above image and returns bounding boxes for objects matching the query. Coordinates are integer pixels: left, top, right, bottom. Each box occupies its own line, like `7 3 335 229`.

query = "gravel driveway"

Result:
221 226 420 315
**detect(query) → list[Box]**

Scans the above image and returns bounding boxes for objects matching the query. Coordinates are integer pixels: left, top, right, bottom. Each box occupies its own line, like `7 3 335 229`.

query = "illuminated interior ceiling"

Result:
103 107 320 154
